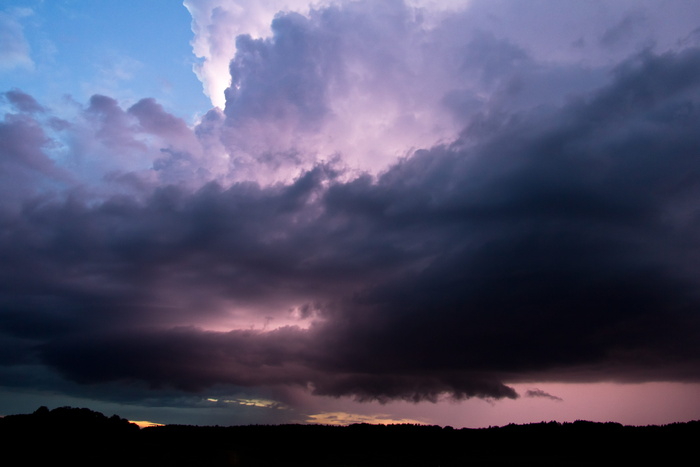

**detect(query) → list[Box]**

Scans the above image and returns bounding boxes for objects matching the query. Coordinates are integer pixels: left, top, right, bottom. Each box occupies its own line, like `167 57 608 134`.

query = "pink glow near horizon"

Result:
296 382 700 428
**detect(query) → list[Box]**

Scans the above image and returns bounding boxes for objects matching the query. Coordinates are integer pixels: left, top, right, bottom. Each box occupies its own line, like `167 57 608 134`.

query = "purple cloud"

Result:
525 389 563 402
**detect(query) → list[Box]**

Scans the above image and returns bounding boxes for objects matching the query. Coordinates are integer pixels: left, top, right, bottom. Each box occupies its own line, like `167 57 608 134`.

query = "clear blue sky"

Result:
1 0 209 121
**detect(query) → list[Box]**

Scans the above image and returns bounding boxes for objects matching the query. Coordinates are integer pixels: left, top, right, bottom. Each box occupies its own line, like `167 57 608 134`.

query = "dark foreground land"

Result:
1 406 698 466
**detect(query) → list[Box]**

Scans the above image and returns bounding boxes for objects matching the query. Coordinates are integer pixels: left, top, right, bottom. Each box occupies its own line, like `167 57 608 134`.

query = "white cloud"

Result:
184 0 323 108
0 9 34 72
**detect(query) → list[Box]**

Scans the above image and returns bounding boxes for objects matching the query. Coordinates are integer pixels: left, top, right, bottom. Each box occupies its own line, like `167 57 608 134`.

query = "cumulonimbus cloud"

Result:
2 0 700 405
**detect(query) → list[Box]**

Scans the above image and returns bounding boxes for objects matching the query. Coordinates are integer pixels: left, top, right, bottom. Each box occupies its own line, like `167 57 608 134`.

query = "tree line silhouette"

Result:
1 406 698 466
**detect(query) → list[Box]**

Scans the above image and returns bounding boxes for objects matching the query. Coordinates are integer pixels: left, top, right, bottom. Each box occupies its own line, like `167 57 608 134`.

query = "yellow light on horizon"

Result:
307 411 426 426
130 420 165 429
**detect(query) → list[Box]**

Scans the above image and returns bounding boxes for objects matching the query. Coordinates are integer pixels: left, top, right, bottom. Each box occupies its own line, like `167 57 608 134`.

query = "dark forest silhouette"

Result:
1 406 698 466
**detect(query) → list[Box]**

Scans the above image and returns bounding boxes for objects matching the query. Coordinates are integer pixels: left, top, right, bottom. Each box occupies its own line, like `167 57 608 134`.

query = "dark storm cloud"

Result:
4 45 700 403
314 48 700 390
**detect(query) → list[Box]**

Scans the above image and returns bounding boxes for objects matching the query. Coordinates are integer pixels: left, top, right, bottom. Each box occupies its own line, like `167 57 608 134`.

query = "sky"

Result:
2 0 700 428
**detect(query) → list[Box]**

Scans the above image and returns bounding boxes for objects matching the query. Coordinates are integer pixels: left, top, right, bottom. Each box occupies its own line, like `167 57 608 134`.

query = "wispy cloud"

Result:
0 8 34 72
525 389 563 402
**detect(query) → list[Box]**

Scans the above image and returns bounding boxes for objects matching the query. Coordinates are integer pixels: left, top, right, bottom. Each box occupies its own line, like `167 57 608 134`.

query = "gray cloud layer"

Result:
3 1 700 406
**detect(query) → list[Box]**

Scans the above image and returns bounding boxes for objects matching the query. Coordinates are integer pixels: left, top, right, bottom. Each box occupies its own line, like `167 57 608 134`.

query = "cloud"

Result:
191 0 563 178
184 0 322 109
214 0 472 178
0 9 34 72
3 0 700 409
0 95 70 204
525 389 563 402
3 89 44 113
188 0 700 180
183 0 469 109
599 11 649 48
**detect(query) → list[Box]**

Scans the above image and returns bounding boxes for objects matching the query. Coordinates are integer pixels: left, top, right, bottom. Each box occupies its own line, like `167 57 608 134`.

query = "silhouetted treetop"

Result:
1 406 698 466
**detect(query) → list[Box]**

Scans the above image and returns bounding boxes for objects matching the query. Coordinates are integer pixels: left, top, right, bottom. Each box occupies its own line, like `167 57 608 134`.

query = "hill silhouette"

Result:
1 406 698 466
